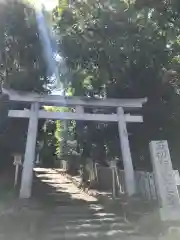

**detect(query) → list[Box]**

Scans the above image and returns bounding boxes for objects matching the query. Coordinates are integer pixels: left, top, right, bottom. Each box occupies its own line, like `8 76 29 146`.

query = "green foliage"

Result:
42 106 77 162
0 0 51 169
38 119 57 167
0 0 50 92
53 0 180 170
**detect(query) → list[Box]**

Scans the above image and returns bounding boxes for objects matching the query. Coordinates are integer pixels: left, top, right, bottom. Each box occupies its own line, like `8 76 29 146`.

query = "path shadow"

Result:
32 168 138 240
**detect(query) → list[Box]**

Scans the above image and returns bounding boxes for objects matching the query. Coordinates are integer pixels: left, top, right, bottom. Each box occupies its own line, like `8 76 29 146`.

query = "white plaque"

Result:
13 154 22 166
110 160 116 168
173 170 180 186
150 141 180 221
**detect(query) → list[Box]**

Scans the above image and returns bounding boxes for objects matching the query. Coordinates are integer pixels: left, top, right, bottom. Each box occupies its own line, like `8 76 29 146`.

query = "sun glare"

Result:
28 0 58 11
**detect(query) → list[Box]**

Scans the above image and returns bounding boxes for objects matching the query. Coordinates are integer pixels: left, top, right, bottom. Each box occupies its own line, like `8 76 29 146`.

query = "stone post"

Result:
150 141 180 221
117 107 136 196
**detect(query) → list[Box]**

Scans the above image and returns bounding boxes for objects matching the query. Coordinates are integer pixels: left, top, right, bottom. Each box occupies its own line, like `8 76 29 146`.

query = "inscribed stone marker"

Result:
149 140 180 221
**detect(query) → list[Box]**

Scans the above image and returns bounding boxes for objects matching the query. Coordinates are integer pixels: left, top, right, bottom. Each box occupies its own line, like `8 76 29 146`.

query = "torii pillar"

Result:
117 107 136 196
20 102 39 198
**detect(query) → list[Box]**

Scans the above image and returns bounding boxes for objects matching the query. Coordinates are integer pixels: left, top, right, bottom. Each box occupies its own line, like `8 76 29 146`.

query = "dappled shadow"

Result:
32 168 138 240
0 189 44 240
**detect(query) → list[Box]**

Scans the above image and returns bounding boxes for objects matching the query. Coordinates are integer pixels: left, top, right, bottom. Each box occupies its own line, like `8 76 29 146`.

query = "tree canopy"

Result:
1 0 180 172
53 0 180 170
0 0 51 170
0 0 51 92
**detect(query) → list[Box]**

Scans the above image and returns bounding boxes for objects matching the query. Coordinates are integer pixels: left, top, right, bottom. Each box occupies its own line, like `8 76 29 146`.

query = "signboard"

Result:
150 141 180 220
13 154 22 166
110 160 117 168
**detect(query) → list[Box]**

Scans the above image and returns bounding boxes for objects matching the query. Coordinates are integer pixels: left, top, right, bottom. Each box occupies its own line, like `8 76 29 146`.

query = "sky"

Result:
40 0 58 10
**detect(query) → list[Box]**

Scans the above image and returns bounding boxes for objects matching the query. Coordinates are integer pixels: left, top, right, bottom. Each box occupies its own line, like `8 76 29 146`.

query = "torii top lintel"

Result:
3 88 147 110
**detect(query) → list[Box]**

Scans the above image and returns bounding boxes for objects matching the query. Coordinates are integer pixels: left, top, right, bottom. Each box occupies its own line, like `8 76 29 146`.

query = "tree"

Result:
0 0 51 171
0 0 50 92
54 0 180 170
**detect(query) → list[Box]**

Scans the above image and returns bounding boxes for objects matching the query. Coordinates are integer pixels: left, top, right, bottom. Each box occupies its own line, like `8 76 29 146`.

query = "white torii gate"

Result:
4 88 147 198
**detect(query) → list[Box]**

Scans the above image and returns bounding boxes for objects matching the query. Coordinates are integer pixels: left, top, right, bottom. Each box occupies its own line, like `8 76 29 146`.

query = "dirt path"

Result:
0 168 156 240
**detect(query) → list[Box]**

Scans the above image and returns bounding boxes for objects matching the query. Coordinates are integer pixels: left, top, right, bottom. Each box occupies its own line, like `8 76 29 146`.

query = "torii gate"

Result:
4 88 147 198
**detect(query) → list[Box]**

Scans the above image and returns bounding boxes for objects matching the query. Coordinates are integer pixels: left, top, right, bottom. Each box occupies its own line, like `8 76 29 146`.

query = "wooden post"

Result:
14 165 19 188
20 102 39 198
117 107 136 196
13 154 22 188
110 161 117 199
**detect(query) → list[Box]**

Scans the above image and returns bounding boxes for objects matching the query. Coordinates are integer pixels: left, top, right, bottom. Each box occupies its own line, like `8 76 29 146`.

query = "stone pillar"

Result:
150 141 180 221
117 107 136 196
20 102 39 198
